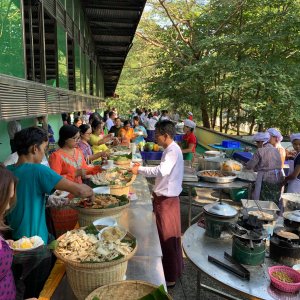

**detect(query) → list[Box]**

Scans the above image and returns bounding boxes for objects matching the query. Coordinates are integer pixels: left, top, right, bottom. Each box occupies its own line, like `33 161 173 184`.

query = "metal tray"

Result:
241 200 279 211
197 170 237 184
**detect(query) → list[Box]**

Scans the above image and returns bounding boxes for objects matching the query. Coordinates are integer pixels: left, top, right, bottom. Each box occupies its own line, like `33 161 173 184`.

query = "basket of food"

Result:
113 156 132 167
70 194 130 226
90 168 136 196
86 280 172 300
268 266 300 293
197 170 237 183
53 225 137 300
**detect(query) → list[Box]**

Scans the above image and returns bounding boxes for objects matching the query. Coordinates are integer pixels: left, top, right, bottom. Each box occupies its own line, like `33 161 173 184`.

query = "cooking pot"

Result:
203 201 238 238
198 156 225 171
281 193 300 212
205 151 223 157
283 210 300 229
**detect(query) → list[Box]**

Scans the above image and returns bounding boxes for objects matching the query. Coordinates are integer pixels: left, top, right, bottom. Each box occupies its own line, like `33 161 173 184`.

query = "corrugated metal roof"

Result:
82 0 146 97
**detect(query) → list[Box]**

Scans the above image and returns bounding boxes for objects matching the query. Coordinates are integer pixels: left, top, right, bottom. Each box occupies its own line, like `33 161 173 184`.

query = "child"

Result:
285 133 300 192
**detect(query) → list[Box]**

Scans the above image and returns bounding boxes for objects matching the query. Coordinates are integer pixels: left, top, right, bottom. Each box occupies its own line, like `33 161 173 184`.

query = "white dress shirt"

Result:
138 141 183 197
146 118 158 130
106 118 114 131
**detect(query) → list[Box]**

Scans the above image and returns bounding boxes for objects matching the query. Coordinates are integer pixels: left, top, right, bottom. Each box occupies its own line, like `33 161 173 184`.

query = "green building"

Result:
0 0 146 161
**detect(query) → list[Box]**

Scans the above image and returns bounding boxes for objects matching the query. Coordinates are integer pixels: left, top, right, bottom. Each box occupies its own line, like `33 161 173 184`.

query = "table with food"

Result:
182 192 300 300
43 172 169 300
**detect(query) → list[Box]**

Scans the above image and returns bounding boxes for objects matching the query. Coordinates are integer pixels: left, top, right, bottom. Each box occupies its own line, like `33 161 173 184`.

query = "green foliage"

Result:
115 0 300 134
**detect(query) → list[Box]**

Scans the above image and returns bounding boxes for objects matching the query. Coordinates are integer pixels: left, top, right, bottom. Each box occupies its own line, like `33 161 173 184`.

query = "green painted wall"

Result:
0 114 63 162
0 0 25 78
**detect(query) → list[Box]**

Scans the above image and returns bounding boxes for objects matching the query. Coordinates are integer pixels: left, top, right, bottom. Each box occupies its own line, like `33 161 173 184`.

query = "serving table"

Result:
44 175 166 299
183 180 252 227
183 224 299 300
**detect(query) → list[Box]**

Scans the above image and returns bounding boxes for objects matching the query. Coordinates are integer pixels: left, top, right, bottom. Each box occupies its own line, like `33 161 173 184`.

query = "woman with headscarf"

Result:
267 128 286 168
284 133 300 193
181 119 197 161
245 132 284 203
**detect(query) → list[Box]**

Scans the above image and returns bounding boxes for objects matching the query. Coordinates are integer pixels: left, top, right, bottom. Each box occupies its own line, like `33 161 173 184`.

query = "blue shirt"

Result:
6 163 62 244
134 125 147 144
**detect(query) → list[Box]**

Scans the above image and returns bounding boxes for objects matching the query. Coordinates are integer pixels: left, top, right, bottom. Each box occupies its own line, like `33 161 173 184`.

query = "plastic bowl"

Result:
93 217 118 228
292 264 300 273
93 187 110 194
268 266 300 293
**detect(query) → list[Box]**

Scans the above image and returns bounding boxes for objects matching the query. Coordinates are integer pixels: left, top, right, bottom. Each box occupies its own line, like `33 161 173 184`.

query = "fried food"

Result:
76 195 127 209
272 271 294 283
248 210 274 221
277 230 299 240
101 226 125 242
201 171 233 177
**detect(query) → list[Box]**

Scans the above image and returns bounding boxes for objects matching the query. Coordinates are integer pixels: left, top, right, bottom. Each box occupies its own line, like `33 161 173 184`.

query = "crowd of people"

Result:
0 108 197 298
5 106 300 297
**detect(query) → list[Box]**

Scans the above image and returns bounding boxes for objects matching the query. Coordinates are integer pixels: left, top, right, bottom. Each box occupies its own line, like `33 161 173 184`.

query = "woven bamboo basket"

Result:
109 174 136 196
73 201 130 227
86 280 173 300
54 230 137 300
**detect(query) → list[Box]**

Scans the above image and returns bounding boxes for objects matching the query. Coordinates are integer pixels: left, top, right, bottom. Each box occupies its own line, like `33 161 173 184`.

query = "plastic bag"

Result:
221 159 243 172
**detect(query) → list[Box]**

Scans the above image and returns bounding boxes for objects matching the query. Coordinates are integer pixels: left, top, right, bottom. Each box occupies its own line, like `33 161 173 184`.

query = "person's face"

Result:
115 119 121 127
183 125 191 134
111 113 116 120
94 123 103 135
124 123 131 131
33 141 48 163
75 120 82 127
5 182 15 211
66 132 80 149
293 139 300 153
81 128 92 142
269 136 277 146
155 130 168 147
256 141 264 148
133 119 139 126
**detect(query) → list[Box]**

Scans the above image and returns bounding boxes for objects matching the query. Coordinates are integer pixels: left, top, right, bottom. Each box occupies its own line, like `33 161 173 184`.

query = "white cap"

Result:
290 133 300 142
184 119 196 129
252 132 270 144
267 128 283 142
188 112 193 116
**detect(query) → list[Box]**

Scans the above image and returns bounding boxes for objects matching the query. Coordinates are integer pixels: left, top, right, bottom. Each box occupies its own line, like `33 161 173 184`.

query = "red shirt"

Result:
188 115 193 120
183 132 197 153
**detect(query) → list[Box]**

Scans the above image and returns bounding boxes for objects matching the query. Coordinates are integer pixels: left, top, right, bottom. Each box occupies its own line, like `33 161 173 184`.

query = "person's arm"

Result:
182 143 194 153
49 152 63 175
245 151 260 170
134 149 177 177
55 178 93 198
285 164 300 181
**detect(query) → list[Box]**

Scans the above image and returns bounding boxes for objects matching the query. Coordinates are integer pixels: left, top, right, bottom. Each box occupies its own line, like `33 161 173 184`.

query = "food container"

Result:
93 217 118 228
292 264 300 273
282 193 300 212
205 150 223 157
203 201 238 238
268 266 300 293
283 210 300 230
198 156 225 171
197 170 237 183
221 140 241 148
54 229 137 300
86 280 172 300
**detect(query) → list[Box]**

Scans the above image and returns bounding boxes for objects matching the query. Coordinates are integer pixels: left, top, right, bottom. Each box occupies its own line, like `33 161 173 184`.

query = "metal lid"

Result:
204 201 237 217
283 210 300 222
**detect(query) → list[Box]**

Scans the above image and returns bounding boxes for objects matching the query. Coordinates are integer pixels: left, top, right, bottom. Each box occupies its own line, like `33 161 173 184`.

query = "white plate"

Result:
11 236 44 252
93 217 118 228
98 225 127 242
93 187 110 194
292 264 300 272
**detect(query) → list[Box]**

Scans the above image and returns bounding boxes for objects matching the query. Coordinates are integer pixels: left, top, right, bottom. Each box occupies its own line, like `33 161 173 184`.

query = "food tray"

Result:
241 200 280 211
197 170 237 183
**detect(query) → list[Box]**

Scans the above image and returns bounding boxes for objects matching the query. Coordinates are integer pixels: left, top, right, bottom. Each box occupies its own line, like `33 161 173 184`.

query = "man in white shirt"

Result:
132 120 184 287
105 111 116 131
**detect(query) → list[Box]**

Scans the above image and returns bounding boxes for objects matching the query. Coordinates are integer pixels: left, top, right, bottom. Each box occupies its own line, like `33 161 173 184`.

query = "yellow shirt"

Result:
90 134 108 155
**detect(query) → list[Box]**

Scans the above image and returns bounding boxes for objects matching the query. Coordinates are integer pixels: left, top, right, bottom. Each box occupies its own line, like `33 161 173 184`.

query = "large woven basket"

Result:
109 174 136 196
73 201 130 227
53 230 137 300
86 280 173 300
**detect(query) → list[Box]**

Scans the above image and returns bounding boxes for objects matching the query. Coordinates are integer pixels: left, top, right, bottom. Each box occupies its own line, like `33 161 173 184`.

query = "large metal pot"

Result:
282 193 300 212
203 201 238 238
283 210 300 230
198 157 225 171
